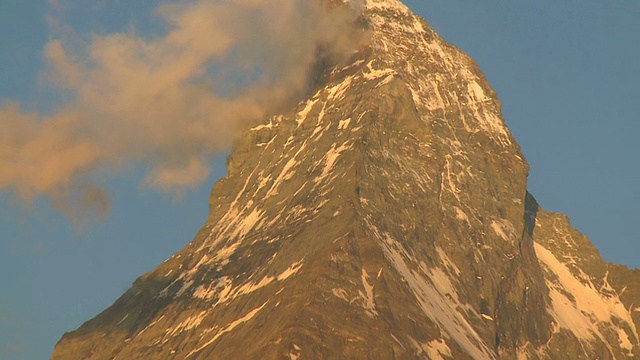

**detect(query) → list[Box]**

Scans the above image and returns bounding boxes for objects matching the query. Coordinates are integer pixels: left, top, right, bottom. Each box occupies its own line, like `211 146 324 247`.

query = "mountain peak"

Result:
364 0 411 12
52 1 640 359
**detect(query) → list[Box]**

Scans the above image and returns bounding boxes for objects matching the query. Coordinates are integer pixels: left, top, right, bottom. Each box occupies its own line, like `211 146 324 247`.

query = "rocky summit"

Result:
52 0 640 359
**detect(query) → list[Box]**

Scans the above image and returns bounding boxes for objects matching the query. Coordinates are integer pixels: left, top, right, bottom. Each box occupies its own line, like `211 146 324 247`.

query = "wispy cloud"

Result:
1 342 27 357
0 304 27 356
0 0 368 216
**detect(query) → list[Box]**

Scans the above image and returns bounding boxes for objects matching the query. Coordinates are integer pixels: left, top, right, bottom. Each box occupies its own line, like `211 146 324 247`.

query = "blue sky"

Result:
1 1 639 358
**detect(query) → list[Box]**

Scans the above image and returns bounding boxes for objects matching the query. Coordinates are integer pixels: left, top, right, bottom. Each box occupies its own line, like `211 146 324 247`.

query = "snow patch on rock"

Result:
535 242 639 348
186 301 268 358
368 222 497 360
359 268 378 317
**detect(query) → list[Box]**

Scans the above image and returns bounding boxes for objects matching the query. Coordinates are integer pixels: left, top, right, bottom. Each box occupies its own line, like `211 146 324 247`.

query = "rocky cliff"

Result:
52 0 640 359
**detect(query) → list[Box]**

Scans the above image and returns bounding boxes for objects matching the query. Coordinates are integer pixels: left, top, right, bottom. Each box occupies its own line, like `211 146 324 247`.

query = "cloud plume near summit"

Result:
0 0 367 215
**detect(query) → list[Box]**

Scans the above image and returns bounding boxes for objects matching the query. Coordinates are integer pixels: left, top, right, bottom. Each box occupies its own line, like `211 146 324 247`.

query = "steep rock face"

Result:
532 208 640 359
52 0 640 359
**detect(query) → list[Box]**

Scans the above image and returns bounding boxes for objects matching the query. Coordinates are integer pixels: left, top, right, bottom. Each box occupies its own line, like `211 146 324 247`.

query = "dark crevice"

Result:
524 191 539 239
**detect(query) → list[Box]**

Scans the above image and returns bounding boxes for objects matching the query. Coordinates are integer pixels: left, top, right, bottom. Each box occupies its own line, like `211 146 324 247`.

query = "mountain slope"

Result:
52 0 640 359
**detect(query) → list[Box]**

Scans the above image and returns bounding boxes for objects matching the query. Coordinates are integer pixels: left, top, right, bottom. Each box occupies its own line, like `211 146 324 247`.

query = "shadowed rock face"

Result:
52 1 640 359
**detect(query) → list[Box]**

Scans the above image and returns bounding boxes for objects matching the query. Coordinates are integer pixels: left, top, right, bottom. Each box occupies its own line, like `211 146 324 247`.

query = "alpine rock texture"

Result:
52 0 640 359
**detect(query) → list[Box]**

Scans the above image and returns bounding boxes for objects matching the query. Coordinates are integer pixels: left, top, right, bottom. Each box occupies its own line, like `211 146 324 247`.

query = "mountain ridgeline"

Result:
52 0 640 359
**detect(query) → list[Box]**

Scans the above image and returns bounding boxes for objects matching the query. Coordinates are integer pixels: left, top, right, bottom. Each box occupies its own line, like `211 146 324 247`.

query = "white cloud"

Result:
0 0 368 216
